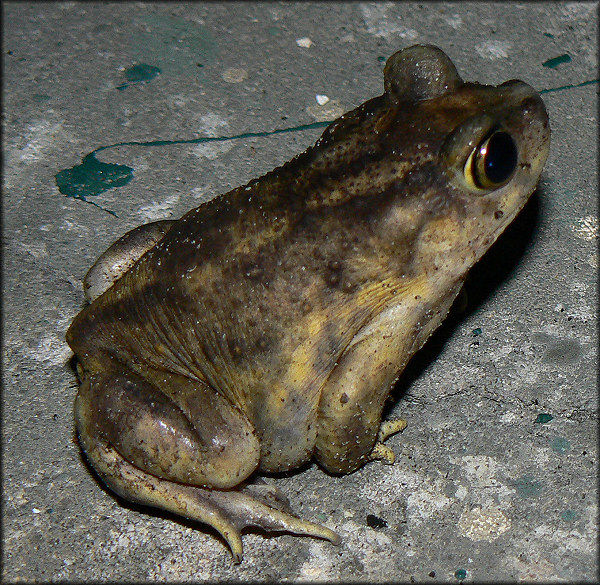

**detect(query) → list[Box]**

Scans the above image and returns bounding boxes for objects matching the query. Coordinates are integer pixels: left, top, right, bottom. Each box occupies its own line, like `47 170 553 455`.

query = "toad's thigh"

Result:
75 368 260 489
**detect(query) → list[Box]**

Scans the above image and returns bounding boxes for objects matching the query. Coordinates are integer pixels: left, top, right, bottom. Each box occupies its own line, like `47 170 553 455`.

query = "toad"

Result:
67 45 550 562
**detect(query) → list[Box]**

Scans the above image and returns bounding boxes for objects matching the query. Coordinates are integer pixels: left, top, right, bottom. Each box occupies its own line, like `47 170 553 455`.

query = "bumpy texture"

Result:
67 45 550 562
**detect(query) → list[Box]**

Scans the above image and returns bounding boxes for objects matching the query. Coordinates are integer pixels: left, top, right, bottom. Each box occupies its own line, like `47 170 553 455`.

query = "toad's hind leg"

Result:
75 370 339 562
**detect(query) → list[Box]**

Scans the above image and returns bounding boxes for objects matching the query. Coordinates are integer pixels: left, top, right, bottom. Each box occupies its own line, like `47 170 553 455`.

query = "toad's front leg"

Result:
313 316 415 474
75 368 339 563
314 280 464 474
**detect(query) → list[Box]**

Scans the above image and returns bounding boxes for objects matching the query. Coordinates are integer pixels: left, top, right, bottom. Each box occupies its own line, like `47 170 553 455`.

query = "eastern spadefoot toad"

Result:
66 45 550 562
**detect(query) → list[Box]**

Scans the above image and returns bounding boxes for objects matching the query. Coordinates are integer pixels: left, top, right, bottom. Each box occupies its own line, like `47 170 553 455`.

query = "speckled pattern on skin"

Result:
66 45 550 563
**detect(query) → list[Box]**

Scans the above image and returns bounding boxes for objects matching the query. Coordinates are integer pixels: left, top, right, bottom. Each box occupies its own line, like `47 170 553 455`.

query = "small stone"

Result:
296 37 313 48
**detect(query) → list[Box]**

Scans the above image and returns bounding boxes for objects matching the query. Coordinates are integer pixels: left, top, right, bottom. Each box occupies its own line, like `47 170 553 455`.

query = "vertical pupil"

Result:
484 132 517 184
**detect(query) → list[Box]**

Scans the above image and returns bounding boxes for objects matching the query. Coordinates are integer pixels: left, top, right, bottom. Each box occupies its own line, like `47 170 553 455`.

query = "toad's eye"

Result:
464 130 518 190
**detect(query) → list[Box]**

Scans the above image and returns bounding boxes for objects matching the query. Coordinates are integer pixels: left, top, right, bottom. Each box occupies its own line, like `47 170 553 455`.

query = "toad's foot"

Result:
368 418 408 464
84 440 340 564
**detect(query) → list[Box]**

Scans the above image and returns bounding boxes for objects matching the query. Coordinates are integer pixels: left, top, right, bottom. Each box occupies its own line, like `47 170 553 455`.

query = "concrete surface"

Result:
2 2 598 582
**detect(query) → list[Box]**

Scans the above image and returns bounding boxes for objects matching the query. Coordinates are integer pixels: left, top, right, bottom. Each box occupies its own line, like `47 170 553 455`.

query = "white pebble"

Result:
296 37 313 48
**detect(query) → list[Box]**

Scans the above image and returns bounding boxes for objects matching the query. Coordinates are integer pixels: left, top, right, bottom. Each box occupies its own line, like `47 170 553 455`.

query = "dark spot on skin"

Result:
494 210 504 219
256 336 271 352
322 257 346 290
342 279 357 294
227 338 245 361
340 392 349 404
312 247 325 261
325 272 341 288
228 297 243 310
243 262 264 280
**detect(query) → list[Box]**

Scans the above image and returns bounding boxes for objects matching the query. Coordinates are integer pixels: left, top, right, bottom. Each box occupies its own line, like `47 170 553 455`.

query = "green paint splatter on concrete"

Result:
513 475 543 498
454 568 467 580
59 63 597 216
472 328 482 336
117 64 162 91
129 14 218 77
56 122 331 213
543 32 554 38
561 509 578 522
540 78 599 94
125 63 161 82
86 121 331 154
55 153 133 215
550 437 571 454
543 54 571 68
534 413 553 424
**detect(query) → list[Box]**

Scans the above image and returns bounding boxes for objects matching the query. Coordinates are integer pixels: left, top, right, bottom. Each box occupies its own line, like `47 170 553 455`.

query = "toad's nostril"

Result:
520 96 542 117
